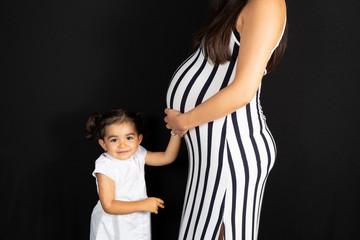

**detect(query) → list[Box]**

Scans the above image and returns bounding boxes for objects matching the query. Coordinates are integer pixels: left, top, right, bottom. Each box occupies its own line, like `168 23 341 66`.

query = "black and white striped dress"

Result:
166 27 284 240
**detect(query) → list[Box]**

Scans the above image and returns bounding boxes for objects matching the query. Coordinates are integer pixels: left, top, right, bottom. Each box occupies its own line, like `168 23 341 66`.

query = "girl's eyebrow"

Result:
107 133 136 139
107 135 118 139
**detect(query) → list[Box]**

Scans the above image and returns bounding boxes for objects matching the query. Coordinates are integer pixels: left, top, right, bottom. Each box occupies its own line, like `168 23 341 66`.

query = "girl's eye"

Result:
127 136 133 140
110 139 118 142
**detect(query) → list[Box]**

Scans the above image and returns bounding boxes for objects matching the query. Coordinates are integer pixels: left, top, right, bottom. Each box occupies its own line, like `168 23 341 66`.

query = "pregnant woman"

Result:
164 0 287 239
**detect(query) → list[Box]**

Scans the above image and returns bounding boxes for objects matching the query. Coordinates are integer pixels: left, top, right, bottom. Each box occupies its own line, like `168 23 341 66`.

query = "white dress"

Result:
90 145 151 240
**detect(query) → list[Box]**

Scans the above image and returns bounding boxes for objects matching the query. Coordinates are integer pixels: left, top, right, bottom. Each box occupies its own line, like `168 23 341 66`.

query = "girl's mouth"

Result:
118 151 129 154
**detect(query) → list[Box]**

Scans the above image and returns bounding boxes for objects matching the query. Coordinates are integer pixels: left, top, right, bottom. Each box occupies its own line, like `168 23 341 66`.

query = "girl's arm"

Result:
96 173 164 214
145 134 181 166
164 0 286 136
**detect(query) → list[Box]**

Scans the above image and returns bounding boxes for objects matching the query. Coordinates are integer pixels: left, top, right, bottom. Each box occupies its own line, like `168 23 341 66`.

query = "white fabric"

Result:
90 145 151 240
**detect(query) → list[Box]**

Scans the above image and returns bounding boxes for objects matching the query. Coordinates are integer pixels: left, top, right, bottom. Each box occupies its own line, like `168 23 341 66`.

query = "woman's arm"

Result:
97 173 164 214
145 134 181 166
164 0 286 135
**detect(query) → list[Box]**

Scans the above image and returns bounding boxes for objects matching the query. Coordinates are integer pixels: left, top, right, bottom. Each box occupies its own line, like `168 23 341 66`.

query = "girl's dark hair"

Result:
86 109 145 140
192 0 288 72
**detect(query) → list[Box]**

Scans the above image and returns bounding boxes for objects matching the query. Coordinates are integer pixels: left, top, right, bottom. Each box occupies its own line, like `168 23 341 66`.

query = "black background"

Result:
1 0 359 239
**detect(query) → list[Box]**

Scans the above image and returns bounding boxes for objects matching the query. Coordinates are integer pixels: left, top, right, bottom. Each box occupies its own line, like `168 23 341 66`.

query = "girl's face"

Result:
98 122 143 160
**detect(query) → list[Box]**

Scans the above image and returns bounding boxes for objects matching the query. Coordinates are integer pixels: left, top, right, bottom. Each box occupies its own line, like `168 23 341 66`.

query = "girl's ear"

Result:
138 134 143 144
98 139 107 151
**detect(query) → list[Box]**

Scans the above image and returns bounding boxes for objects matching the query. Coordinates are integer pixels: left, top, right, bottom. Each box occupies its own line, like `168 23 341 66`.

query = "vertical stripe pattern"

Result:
166 28 281 239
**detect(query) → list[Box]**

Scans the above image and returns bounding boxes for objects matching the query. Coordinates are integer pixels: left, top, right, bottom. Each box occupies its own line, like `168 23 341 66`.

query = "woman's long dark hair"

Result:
192 0 288 72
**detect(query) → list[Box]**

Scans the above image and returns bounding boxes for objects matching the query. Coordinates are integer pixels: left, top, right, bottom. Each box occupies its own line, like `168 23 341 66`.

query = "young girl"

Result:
86 108 181 240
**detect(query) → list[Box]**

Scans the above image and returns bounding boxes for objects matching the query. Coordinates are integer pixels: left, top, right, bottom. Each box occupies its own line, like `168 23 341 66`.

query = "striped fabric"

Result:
166 29 280 240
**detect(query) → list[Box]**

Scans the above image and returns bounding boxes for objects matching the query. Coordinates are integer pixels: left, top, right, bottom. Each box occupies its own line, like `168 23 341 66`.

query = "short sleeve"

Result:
92 158 116 181
135 145 147 165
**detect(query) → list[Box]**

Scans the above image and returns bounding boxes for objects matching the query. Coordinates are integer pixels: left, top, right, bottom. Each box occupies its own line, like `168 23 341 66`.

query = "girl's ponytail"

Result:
86 113 102 140
134 112 146 136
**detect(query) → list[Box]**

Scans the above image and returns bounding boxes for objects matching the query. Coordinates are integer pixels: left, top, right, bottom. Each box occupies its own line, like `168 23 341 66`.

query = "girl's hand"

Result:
164 108 188 137
143 197 164 214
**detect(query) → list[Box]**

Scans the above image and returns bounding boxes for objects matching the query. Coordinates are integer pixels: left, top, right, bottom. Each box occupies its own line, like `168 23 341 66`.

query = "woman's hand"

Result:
164 108 189 137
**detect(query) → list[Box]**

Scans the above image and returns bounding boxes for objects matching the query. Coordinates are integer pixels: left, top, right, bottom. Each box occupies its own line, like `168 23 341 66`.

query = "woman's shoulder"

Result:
237 0 286 35
242 0 286 19
246 0 286 9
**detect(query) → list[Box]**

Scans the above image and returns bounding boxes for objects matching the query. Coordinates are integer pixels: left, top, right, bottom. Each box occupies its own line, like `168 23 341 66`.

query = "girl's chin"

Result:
114 152 132 160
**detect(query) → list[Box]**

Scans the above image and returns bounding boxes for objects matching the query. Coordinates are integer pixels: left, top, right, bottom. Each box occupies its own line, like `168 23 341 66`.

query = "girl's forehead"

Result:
105 122 137 133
